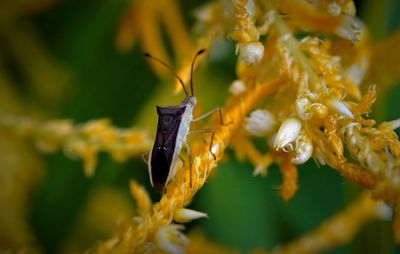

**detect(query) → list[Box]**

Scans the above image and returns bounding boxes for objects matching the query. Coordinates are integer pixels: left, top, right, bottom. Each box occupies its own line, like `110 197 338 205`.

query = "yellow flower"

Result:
0 116 151 176
2 0 400 253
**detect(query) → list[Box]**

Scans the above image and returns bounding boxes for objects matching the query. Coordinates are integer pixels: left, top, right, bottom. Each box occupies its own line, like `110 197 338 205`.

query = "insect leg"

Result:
141 151 150 164
192 108 232 125
189 128 217 160
184 142 193 188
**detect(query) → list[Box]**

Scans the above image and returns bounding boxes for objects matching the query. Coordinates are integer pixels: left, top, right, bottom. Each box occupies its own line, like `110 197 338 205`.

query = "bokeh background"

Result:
0 0 399 253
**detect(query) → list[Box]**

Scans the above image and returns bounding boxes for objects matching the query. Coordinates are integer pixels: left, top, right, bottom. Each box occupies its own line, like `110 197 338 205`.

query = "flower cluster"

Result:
0 115 151 176
109 0 399 252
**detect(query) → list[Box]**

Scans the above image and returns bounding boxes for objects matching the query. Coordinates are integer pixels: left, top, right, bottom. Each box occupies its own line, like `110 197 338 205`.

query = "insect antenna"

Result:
190 49 206 97
144 53 189 97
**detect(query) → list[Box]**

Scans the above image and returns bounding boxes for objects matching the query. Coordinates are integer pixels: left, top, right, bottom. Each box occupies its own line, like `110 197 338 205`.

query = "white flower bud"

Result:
253 163 267 176
296 98 311 120
155 224 189 254
335 16 361 42
291 134 313 164
329 99 354 119
327 2 341 16
245 109 276 136
376 203 393 221
274 118 302 150
344 64 365 86
245 0 256 20
281 33 291 41
211 143 221 156
193 4 213 23
267 134 276 150
237 42 264 65
386 118 400 130
229 79 246 95
296 98 329 120
315 151 327 165
174 208 208 223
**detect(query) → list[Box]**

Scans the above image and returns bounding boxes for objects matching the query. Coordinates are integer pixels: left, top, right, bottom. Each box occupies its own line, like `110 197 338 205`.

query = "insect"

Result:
143 49 228 192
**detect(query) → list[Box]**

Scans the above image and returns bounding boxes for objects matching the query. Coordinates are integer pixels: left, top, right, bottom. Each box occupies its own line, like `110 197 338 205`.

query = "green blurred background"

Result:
0 0 399 253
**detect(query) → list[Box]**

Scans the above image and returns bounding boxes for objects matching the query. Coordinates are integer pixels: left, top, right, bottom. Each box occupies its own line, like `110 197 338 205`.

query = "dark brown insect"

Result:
143 49 228 192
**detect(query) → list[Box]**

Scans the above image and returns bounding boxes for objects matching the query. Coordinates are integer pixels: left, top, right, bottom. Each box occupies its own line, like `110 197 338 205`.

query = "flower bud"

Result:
385 119 400 130
376 203 393 221
237 42 264 65
155 225 189 254
274 118 302 150
329 99 354 119
295 98 311 120
174 208 208 223
327 2 341 16
335 16 361 42
211 143 221 156
315 151 327 165
291 134 313 164
229 79 246 95
245 109 276 136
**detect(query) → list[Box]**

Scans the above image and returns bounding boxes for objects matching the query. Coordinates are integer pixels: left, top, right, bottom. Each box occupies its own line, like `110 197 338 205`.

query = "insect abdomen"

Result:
149 105 186 191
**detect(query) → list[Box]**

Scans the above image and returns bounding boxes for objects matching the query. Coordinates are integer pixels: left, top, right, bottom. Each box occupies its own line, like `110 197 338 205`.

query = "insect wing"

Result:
150 105 186 191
